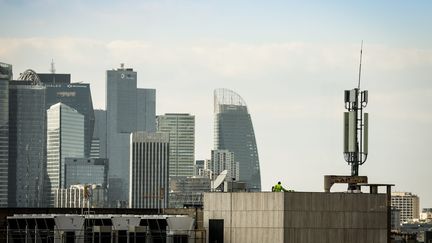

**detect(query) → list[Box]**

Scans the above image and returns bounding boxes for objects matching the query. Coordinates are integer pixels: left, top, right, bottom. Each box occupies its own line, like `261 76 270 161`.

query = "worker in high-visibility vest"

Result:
273 181 292 192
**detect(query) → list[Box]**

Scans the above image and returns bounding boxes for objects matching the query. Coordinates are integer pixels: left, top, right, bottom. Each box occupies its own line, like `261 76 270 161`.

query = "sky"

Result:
1 0 432 207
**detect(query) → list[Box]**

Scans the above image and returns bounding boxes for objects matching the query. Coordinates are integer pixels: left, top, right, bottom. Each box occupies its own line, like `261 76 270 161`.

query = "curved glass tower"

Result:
214 88 261 191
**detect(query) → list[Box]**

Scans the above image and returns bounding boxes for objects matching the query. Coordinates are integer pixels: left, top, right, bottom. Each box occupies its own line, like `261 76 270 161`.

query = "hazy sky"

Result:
1 1 432 207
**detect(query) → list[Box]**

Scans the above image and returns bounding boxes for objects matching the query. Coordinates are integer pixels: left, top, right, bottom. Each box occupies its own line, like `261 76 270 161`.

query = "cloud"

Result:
2 37 432 80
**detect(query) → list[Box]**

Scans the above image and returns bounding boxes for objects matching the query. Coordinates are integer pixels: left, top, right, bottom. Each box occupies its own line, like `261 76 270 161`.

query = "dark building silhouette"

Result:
37 73 71 84
0 62 12 207
9 78 46 207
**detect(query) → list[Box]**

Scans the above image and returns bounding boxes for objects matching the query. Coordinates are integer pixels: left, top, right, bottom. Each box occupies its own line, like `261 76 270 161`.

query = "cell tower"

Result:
343 42 369 190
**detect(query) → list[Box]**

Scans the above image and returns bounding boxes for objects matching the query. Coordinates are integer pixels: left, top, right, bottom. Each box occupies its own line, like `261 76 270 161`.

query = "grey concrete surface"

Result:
204 192 387 243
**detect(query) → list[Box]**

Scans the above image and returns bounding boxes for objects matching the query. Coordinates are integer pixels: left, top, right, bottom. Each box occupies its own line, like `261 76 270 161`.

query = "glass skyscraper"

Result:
214 88 261 191
45 83 95 157
9 80 46 207
46 102 84 206
157 113 195 178
106 64 156 205
0 62 11 207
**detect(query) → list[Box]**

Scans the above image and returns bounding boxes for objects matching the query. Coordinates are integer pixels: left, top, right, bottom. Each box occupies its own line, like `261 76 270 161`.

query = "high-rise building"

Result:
210 149 239 182
37 73 71 84
46 103 84 206
45 83 95 157
156 113 195 178
137 89 157 132
0 62 11 207
391 192 420 223
129 132 169 209
64 158 108 188
9 77 46 207
92 110 107 158
214 88 261 191
106 64 156 205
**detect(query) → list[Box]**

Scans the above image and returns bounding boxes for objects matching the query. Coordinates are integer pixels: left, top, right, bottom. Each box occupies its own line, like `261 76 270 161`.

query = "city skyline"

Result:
1 1 431 206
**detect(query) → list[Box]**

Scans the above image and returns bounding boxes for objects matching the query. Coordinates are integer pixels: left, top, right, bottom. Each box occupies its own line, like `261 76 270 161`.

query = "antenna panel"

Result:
343 111 357 153
344 90 350 103
363 113 369 154
349 89 357 102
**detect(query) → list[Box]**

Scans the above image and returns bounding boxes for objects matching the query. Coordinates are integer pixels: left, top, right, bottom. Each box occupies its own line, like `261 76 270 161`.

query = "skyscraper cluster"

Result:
0 61 262 208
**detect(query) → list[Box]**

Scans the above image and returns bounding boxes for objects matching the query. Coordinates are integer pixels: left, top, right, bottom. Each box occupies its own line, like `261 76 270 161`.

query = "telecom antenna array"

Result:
343 42 369 190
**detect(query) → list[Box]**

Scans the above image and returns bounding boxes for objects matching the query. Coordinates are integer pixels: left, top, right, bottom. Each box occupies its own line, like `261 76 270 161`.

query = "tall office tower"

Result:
156 113 195 178
106 64 156 205
46 103 84 206
64 158 108 188
210 150 239 181
0 62 11 207
92 110 107 158
391 192 420 224
137 89 157 132
214 88 261 191
9 76 46 207
129 132 169 209
45 83 95 157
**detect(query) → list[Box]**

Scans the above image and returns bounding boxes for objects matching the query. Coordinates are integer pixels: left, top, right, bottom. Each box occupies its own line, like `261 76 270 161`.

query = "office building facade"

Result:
194 160 205 176
169 176 211 208
214 88 261 191
37 73 71 85
391 192 420 224
0 62 11 207
64 158 108 188
92 109 107 158
106 64 156 205
129 132 169 209
46 103 84 205
55 184 107 208
45 83 95 157
9 79 46 207
157 114 195 178
137 89 157 132
210 149 239 181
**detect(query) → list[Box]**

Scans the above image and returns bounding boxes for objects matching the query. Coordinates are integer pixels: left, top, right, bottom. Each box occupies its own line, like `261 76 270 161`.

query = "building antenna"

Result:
50 59 56 74
357 41 363 90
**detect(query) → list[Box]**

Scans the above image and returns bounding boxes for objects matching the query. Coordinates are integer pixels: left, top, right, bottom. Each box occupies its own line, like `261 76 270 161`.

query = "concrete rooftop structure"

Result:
204 192 388 243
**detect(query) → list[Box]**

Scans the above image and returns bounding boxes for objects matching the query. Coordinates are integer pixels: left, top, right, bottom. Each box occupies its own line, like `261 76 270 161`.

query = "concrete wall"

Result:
283 192 387 243
204 192 388 243
204 192 284 243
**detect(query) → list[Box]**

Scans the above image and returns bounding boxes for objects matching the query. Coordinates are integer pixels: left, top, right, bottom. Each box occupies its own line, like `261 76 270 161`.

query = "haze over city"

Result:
1 0 431 207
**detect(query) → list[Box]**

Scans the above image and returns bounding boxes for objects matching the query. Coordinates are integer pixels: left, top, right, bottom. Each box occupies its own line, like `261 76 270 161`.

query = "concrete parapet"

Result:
204 191 388 243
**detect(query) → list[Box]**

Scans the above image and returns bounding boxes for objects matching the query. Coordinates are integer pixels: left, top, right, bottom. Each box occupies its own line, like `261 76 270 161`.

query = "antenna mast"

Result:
358 40 363 89
50 59 56 74
343 41 369 191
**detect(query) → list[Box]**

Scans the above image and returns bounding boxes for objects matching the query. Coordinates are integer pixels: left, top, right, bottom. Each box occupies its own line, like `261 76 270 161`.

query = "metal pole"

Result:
387 185 392 243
